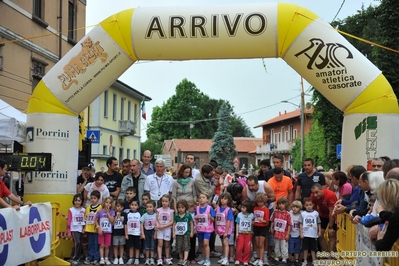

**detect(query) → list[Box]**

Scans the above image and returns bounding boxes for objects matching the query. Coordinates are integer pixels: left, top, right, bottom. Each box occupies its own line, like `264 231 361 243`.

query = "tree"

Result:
146 78 253 141
140 134 163 163
209 102 237 171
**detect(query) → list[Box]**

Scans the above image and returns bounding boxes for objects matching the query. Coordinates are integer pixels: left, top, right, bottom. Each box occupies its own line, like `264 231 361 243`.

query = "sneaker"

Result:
99 258 105 265
281 259 287 264
218 258 225 264
127 258 134 265
119 258 124 265
302 261 308 266
165 258 173 265
141 253 145 259
178 259 183 265
229 258 235 263
181 260 188 266
211 251 222 257
84 258 91 265
146 258 151 265
157 259 163 266
104 258 111 265
252 259 259 266
93 260 99 265
235 261 240 265
113 258 119 265
197 259 205 265
221 259 229 265
249 257 257 265
134 259 140 265
263 257 269 266
150 258 155 265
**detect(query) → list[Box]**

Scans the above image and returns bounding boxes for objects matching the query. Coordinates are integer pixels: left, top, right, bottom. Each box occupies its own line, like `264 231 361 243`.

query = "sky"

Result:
85 0 377 141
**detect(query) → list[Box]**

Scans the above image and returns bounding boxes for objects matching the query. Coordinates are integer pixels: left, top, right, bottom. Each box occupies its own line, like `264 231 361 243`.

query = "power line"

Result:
332 0 346 23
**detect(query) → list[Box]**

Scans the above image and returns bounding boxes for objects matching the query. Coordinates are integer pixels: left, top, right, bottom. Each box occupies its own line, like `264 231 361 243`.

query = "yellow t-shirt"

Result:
84 204 102 233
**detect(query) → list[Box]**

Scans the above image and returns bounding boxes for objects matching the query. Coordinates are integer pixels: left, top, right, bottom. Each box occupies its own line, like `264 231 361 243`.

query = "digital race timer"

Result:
0 153 52 171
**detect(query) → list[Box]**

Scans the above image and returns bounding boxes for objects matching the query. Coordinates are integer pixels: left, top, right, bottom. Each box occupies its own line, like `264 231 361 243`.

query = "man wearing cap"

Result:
76 166 94 194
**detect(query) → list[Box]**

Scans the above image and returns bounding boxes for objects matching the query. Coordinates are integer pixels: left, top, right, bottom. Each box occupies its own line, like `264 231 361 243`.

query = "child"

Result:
67 194 86 265
141 192 151 215
270 196 291 264
252 193 270 266
195 192 215 266
141 200 157 265
187 200 198 264
124 199 142 265
156 194 175 266
299 197 321 266
288 200 302 265
124 186 137 213
95 196 115 265
83 190 102 265
173 200 194 266
113 199 126 265
215 192 234 266
235 200 254 266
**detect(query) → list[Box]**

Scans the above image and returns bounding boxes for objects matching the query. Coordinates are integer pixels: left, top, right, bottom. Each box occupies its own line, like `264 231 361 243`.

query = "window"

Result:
0 44 3 71
119 148 123 164
112 93 117 121
31 58 47 92
103 90 108 118
68 0 77 42
293 129 297 139
134 103 138 122
281 126 285 141
278 132 281 142
270 129 274 143
288 124 293 140
103 145 107 155
134 149 137 159
32 0 48 27
127 149 130 159
120 97 125 120
127 101 131 120
285 131 288 142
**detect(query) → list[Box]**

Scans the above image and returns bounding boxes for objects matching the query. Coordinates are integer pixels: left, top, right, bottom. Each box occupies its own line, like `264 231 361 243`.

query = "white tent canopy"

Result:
0 99 26 150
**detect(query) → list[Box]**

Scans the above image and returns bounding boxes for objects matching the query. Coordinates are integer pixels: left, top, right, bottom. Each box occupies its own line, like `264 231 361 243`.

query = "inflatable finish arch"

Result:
25 2 399 254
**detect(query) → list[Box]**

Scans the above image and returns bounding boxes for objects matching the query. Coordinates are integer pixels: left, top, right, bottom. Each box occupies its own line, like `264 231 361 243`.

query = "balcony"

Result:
256 142 294 154
118 120 136 136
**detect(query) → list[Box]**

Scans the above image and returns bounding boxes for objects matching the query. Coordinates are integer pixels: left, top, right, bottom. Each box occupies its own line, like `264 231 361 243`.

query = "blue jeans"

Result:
87 232 100 261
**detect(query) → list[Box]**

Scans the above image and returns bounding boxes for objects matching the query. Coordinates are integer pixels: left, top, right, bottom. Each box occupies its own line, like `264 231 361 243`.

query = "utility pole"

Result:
300 77 305 163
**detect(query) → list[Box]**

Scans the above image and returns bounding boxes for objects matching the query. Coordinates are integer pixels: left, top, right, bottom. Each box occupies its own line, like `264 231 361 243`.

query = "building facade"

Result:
162 137 262 171
0 0 86 110
254 107 313 170
84 80 151 169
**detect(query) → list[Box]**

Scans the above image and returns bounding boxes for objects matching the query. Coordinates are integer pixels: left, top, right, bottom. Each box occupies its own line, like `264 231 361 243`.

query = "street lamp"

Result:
281 99 305 163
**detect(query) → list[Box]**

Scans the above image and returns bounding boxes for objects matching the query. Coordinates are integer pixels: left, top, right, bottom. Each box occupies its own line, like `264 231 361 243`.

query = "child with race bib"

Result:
288 200 303 265
215 192 234 266
141 199 157 265
112 199 126 265
270 196 291 264
195 192 215 266
252 193 270 266
83 190 102 265
124 199 142 265
173 199 194 266
187 200 198 264
234 200 254 266
156 194 175 266
95 196 115 265
67 194 86 266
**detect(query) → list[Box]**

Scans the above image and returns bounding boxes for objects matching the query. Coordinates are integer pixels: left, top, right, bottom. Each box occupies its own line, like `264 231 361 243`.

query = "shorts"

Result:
144 230 156 250
126 235 141 249
113 235 126 246
175 234 191 253
218 234 231 240
320 217 337 230
98 233 112 246
197 232 212 242
288 236 301 254
253 226 268 237
157 228 171 241
302 237 318 251
228 233 235 245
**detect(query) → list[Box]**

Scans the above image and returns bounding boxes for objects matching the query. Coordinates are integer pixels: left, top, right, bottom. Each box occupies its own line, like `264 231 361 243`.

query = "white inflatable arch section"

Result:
24 4 399 248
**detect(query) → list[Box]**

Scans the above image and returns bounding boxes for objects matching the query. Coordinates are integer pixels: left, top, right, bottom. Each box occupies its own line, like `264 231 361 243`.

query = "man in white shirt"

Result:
144 158 173 203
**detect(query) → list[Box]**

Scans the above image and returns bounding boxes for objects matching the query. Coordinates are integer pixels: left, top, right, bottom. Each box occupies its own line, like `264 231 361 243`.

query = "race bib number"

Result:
197 214 208 226
128 220 140 234
240 218 252 231
145 218 156 230
175 222 188 235
73 213 84 226
216 213 226 226
86 212 96 224
254 210 264 221
274 218 287 232
100 218 111 232
292 221 300 231
114 218 124 229
305 217 315 227
160 213 170 225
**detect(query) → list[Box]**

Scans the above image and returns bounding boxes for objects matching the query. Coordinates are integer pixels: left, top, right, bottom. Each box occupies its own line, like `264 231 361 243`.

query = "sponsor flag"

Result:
141 100 146 120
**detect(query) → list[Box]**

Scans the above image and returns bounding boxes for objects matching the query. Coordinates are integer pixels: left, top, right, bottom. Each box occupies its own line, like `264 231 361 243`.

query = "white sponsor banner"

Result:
25 114 78 194
341 114 399 172
0 203 52 266
132 4 277 60
283 19 381 111
355 224 382 266
42 26 134 113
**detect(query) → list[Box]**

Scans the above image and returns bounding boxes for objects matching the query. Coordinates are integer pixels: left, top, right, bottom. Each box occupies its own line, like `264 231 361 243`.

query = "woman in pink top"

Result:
332 171 352 200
